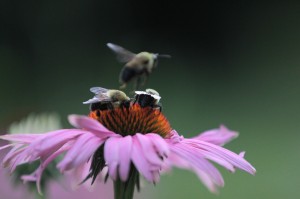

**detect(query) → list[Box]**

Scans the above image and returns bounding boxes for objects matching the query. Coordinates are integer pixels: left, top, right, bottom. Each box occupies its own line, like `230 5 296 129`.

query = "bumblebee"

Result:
107 43 170 90
83 87 130 111
134 88 162 111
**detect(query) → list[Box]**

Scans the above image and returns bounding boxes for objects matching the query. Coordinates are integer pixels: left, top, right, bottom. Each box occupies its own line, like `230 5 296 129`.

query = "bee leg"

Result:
156 105 162 112
133 95 139 105
135 76 143 90
120 83 127 89
120 100 131 108
152 105 162 112
141 73 149 87
156 103 163 112
96 110 101 117
107 103 114 110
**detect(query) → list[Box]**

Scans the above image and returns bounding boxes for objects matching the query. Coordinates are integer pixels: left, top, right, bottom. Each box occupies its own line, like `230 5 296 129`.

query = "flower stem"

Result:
34 192 45 199
113 166 139 199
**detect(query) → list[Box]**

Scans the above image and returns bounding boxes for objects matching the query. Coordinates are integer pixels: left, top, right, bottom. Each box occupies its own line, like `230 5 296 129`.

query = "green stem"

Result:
34 192 45 199
113 166 139 199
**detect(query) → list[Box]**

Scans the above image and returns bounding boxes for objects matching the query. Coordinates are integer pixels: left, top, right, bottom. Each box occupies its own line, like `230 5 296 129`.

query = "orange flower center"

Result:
89 104 171 137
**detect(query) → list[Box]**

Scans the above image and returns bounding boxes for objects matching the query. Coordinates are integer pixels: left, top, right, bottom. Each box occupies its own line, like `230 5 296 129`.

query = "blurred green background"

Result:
1 1 300 198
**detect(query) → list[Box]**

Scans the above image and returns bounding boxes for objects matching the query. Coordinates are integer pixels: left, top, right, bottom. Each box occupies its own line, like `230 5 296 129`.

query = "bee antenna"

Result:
157 54 171 59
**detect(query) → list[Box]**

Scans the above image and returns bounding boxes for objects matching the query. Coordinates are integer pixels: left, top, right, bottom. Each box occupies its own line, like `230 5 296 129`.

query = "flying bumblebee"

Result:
107 43 171 90
83 87 130 111
134 88 162 111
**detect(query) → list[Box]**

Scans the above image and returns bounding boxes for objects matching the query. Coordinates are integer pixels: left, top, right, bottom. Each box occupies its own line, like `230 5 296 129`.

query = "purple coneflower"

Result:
0 101 255 199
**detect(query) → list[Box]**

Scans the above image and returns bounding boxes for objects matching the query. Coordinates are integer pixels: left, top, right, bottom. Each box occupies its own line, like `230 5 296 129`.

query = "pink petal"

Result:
109 162 118 181
167 151 219 192
171 144 224 189
146 133 170 158
152 170 161 183
194 125 238 146
71 160 94 189
57 133 104 172
9 147 32 171
104 136 121 180
194 149 235 172
27 129 85 161
131 136 155 182
7 129 85 171
185 139 256 174
0 143 14 151
118 136 132 181
0 134 42 144
193 165 219 193
135 134 163 166
68 115 116 138
22 144 70 195
239 151 246 157
35 129 85 150
2 144 26 168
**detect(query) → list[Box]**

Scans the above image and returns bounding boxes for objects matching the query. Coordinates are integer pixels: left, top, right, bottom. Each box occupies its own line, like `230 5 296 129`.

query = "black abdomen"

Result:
135 94 155 108
120 67 138 83
90 102 113 111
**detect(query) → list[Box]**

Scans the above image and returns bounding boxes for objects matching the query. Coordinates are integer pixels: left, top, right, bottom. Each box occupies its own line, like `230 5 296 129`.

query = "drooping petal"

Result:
178 144 224 185
194 149 236 172
71 160 94 190
167 151 219 192
27 130 85 159
68 115 116 138
0 143 15 151
21 143 71 194
4 129 85 172
194 125 238 146
135 134 163 166
0 134 41 144
118 136 132 181
57 133 104 172
146 133 170 158
104 136 121 180
9 147 33 172
184 139 256 175
131 135 157 182
2 144 26 168
170 143 224 192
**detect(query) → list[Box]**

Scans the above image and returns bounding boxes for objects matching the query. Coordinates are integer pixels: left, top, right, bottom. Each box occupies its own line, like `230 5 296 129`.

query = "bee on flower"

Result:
134 88 162 111
83 87 131 111
0 88 256 199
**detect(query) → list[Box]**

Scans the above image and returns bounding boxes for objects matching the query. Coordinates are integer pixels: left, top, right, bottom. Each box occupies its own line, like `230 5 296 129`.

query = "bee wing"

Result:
90 87 109 95
83 87 111 104
96 93 111 101
83 97 100 104
107 43 136 63
83 93 111 104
